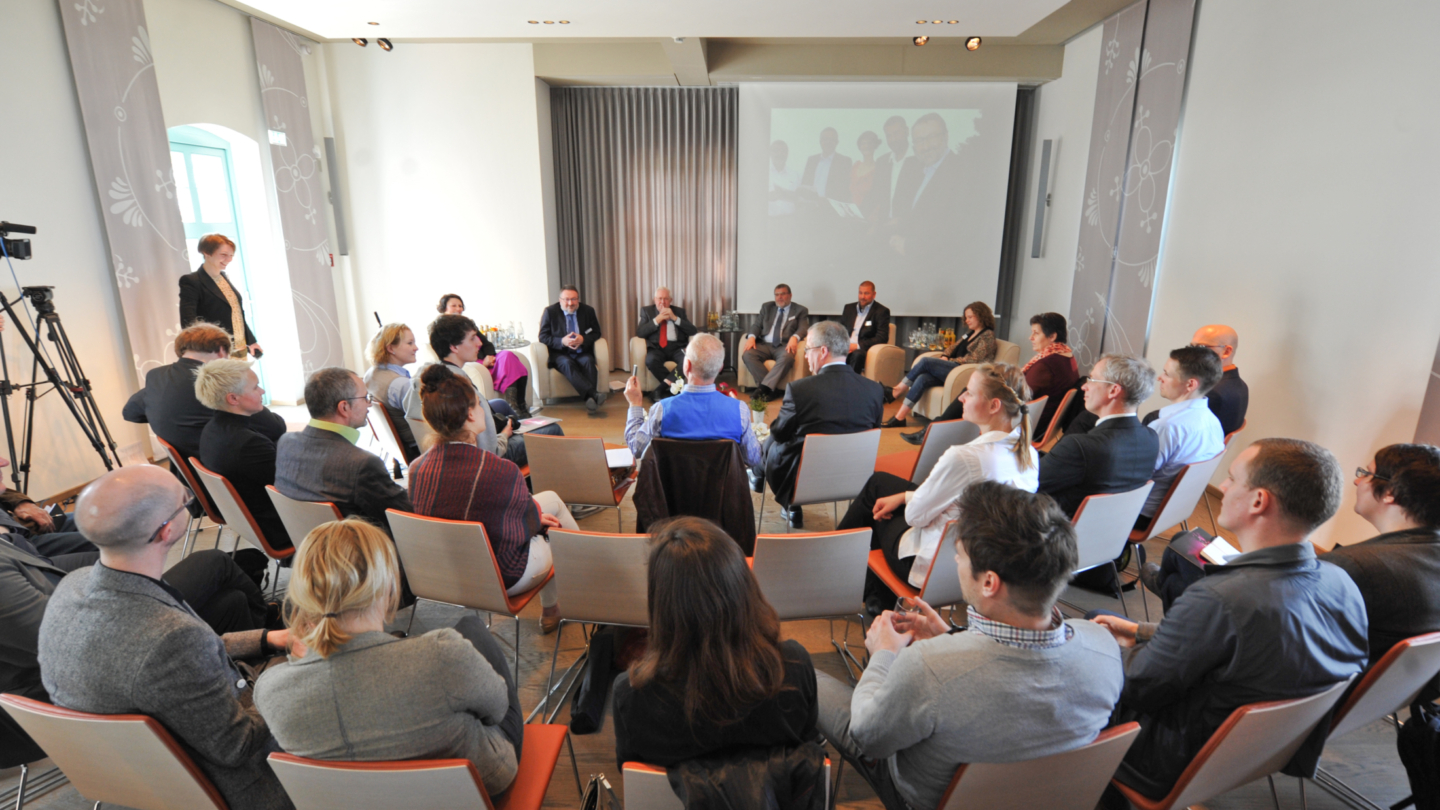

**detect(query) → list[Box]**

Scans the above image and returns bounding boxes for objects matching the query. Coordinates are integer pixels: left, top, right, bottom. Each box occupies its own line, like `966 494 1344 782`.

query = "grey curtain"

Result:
251 19 344 376
58 0 190 378
551 87 737 368
1068 0 1197 369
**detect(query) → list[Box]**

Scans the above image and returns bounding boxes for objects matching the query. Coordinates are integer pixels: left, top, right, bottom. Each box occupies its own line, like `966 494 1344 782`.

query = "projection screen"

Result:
737 82 1017 316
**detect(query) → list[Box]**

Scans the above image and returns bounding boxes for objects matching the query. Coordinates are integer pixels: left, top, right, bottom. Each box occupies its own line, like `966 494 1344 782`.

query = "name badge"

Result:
787 315 796 321
585 327 593 334
865 320 872 326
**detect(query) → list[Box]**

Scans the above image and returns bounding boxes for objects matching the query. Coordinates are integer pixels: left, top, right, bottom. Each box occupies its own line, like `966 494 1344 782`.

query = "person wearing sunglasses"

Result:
37 466 293 810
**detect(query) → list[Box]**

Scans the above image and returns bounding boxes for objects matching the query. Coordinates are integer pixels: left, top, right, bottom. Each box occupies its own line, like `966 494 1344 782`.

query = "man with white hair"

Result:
38 466 294 810
634 286 697 401
196 359 291 550
623 333 762 467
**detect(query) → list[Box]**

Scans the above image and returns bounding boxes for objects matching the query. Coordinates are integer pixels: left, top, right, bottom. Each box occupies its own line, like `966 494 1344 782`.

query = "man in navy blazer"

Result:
538 285 606 411
761 321 885 528
1039 354 1160 517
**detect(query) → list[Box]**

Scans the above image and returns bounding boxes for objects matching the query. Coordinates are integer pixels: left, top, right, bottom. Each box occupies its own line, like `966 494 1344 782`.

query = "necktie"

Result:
566 312 578 341
769 307 785 344
659 315 668 348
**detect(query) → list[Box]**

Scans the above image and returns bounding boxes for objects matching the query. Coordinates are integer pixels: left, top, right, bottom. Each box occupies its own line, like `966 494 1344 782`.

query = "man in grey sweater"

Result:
816 482 1124 810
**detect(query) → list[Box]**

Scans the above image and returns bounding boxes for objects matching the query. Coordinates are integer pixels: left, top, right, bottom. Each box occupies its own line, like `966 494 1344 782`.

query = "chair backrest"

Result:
0 694 228 810
1224 418 1248 447
269 753 493 810
525 434 618 507
548 529 651 626
752 529 872 620
913 420 982 485
938 722 1140 810
791 429 883 507
624 758 830 810
887 323 897 344
407 417 437 450
1329 632 1440 740
189 458 289 559
386 510 515 615
367 402 409 471
265 485 343 548
1141 451 1228 540
155 435 224 524
1164 678 1354 810
1033 388 1076 449
1071 482 1155 573
917 521 965 607
1025 395 1048 440
995 339 1021 365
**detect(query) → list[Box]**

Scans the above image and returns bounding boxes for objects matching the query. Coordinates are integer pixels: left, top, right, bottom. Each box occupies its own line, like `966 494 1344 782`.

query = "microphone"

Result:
0 222 36 235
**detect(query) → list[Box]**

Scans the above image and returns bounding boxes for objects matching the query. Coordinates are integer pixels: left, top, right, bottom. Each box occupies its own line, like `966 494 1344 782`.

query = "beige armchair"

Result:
530 338 611 404
863 324 905 388
418 344 539 411
629 336 679 391
910 338 1022 419
736 336 809 391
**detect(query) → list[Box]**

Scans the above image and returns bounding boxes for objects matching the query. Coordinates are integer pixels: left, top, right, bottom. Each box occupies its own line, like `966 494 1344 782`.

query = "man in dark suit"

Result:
275 367 412 534
123 323 286 462
196 359 291 551
840 281 891 375
741 283 810 400
888 113 964 272
800 127 855 202
1191 324 1249 435
760 321 885 528
1038 354 1160 517
634 286 697 400
867 115 910 220
538 285 606 411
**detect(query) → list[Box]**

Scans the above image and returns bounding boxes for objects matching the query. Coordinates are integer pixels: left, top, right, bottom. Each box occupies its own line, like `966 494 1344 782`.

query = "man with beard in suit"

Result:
840 281 892 376
889 113 964 272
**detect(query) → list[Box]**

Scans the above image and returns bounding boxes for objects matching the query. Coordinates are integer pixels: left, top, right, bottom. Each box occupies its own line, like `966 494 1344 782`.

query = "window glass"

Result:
170 151 195 223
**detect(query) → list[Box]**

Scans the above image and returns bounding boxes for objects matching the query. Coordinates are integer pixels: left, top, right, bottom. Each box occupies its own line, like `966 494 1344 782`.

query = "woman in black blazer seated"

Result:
180 233 260 358
612 516 818 770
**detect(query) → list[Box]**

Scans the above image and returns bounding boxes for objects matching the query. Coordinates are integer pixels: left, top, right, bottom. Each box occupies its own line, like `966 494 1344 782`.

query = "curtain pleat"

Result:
551 87 737 369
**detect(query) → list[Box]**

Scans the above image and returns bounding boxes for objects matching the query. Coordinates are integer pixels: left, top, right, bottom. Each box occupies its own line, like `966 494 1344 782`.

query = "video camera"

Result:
0 222 34 261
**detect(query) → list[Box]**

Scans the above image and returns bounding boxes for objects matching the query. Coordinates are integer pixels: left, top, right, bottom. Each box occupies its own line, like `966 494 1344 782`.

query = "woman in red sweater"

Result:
407 364 576 632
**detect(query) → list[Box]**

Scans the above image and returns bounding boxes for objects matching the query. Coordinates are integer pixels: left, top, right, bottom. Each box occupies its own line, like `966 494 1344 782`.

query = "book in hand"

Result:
1199 537 1242 565
1167 527 1240 572
515 416 561 434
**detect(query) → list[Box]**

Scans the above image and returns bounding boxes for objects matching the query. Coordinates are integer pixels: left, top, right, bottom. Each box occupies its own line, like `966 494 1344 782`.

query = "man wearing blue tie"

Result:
740 284 810 402
538 286 607 411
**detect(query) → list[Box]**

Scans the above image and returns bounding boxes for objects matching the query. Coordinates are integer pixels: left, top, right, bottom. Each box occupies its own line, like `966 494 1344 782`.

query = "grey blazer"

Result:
254 629 517 796
275 425 413 532
754 301 810 346
37 564 291 810
0 538 67 699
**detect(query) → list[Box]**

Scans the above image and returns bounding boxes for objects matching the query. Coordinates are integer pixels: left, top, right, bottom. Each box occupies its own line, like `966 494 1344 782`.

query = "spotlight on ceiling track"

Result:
913 35 929 46
377 37 393 51
352 37 368 46
966 36 982 50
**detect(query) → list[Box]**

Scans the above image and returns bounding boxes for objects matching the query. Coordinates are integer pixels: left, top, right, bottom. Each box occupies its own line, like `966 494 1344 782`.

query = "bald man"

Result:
38 466 294 810
635 287 697 400
1188 325 1248 435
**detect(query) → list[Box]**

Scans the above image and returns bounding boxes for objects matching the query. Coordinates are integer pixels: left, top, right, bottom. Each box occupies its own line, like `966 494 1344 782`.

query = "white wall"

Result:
1010 24 1102 356
0 0 150 498
324 42 555 353
1141 0 1440 547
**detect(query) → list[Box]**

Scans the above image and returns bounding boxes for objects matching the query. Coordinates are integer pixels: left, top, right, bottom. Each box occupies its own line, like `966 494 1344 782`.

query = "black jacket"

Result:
800 152 854 201
179 268 256 345
1206 367 1249 436
633 439 755 555
199 411 292 551
1115 543 1368 799
890 150 964 269
839 301 892 358
1037 414 1159 516
635 304 697 351
537 303 601 367
763 364 884 504
1322 527 1440 665
123 358 286 460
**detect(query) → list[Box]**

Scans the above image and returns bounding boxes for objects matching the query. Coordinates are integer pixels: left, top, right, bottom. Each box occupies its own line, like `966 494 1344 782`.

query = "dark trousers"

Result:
845 349 869 375
933 393 965 423
645 345 686 395
501 423 564 468
837 472 919 603
165 549 270 635
552 352 598 398
451 614 524 765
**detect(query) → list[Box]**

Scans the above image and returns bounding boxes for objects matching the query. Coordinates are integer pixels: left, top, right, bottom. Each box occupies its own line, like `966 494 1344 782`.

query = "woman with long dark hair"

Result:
613 517 817 768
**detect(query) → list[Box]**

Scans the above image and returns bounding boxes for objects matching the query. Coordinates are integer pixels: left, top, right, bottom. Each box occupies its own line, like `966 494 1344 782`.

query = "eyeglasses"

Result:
344 394 376 405
1086 378 1120 387
1355 467 1391 482
148 488 197 544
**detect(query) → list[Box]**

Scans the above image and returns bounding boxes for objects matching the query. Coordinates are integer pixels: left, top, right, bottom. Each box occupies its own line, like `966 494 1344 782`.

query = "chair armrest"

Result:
628 337 651 388
514 351 538 410
463 362 497 401
530 343 552 400
595 338 611 392
942 363 980 404
794 344 810 379
867 344 906 387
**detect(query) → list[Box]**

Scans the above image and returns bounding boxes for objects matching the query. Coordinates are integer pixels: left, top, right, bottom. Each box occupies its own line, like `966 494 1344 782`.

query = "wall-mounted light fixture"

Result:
913 35 929 46
966 36 982 50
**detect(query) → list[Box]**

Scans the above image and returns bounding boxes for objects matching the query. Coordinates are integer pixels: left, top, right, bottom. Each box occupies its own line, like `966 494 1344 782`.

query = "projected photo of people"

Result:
768 140 800 216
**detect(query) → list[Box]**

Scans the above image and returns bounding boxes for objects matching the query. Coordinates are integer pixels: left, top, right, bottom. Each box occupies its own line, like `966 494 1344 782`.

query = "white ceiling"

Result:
232 0 1070 41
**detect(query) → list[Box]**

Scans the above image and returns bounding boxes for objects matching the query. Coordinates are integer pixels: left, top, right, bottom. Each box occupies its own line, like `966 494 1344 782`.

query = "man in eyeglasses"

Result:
35 465 291 810
277 367 413 535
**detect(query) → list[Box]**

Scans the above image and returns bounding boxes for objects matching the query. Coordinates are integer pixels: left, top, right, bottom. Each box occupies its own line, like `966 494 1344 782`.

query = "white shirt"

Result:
1144 397 1225 516
877 149 908 211
811 153 835 197
897 427 1039 587
769 163 800 216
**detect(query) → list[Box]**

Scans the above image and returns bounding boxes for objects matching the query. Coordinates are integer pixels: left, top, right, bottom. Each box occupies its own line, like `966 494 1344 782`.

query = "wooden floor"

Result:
0 390 1414 809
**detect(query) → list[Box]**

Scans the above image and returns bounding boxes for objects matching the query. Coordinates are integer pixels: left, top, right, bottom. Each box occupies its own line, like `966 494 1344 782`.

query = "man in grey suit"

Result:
741 283 810 401
278 367 413 534
38 466 294 810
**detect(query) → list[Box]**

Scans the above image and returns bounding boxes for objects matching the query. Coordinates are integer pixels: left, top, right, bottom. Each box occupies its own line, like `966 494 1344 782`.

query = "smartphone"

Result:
632 364 640 379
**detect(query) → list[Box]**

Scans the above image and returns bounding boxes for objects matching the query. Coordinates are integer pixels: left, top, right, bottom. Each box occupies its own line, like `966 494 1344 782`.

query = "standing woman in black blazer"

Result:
179 233 261 358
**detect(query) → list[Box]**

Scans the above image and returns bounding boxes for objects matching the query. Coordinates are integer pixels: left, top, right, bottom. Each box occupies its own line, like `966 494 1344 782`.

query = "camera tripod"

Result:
0 287 122 493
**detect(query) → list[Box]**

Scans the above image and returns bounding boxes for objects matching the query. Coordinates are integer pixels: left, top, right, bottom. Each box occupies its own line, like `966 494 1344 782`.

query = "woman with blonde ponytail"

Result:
838 362 1040 611
253 519 523 798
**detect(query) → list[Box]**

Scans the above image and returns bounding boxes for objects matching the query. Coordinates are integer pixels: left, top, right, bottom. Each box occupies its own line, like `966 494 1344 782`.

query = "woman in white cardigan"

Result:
839 362 1039 609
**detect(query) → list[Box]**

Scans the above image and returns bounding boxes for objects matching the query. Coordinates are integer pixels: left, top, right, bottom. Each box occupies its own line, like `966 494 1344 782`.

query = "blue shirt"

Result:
1144 397 1225 516
376 363 411 411
625 384 763 467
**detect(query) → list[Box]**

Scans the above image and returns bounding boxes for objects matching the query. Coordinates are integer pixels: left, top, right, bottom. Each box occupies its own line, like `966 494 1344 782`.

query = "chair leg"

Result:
1203 490 1219 533
1268 775 1281 810
404 598 421 636
14 763 26 810
544 620 565 716
832 755 845 810
1111 561 1130 617
757 489 766 531
514 613 521 683
1299 776 1307 810
566 731 583 797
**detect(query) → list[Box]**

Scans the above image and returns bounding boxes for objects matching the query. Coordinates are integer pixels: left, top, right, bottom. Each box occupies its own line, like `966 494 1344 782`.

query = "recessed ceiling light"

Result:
559 20 570 24
916 19 927 24
543 20 554 24
913 35 929 46
367 21 379 25
527 20 539 24
377 37 393 51
932 20 942 24
966 36 982 50
352 37 367 46
947 20 959 24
